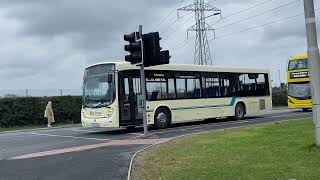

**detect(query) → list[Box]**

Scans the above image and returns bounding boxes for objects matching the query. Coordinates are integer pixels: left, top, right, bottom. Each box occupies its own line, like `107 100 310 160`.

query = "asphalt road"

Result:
0 109 312 180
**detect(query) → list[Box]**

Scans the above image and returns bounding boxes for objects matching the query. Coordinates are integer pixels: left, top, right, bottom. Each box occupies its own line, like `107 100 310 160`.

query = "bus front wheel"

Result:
154 108 171 129
234 103 245 120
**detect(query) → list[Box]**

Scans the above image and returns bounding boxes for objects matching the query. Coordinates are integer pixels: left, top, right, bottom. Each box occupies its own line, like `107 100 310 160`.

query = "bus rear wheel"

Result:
302 108 310 112
154 108 171 129
234 103 245 120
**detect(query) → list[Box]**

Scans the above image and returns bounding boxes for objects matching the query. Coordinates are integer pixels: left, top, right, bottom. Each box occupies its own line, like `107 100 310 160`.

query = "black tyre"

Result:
234 103 245 120
302 108 309 112
154 108 171 129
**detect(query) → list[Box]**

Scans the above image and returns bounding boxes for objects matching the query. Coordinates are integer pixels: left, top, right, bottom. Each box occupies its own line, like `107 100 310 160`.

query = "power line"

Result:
171 36 195 51
162 0 218 42
214 0 301 31
213 7 320 40
160 11 193 38
157 0 187 28
207 0 217 4
171 6 320 58
163 0 274 43
214 0 273 23
178 0 221 65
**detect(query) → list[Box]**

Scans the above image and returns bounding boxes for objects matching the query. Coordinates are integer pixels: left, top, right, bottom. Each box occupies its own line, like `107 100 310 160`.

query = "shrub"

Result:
0 96 82 128
272 89 288 107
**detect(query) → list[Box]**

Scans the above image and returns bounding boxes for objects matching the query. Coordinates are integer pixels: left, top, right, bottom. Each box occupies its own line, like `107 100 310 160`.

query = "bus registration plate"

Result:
91 123 100 127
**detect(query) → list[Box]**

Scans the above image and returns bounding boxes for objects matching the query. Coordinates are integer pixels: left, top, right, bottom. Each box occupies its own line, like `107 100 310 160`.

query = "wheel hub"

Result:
157 112 167 125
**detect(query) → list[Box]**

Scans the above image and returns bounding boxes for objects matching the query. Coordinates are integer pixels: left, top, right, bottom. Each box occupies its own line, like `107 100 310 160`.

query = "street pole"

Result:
303 0 320 146
138 25 148 136
278 70 281 90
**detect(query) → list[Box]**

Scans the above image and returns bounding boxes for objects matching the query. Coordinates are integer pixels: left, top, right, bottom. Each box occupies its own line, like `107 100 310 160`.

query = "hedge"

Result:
0 91 289 128
272 89 288 107
0 96 82 128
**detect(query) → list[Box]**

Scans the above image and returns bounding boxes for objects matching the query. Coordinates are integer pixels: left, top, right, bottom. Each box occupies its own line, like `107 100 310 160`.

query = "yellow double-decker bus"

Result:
287 54 312 111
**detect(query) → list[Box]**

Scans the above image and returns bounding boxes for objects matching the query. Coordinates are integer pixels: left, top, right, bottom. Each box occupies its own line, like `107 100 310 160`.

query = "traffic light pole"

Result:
137 25 148 136
303 0 320 146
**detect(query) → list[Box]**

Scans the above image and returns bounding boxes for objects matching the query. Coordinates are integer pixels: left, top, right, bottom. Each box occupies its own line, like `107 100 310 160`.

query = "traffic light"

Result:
124 31 170 67
124 32 142 64
143 32 170 67
160 50 170 65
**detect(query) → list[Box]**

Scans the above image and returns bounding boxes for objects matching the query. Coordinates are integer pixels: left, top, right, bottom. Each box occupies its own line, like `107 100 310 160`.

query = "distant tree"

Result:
272 86 288 107
281 83 287 90
4 94 18 97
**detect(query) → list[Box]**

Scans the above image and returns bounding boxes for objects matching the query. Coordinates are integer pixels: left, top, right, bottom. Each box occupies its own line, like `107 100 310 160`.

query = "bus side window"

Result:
187 79 201 98
256 74 266 96
146 78 169 100
220 76 231 97
203 77 220 98
167 78 176 99
176 79 186 98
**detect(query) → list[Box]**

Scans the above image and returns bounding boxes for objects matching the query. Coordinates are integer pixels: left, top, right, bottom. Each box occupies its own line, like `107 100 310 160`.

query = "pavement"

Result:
0 109 312 180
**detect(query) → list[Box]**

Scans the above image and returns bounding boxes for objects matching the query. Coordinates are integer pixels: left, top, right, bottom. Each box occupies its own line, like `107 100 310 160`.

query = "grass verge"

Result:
132 118 320 180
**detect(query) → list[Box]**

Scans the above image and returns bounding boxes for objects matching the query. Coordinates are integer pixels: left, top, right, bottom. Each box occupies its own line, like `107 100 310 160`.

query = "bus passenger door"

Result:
119 77 142 126
132 78 143 121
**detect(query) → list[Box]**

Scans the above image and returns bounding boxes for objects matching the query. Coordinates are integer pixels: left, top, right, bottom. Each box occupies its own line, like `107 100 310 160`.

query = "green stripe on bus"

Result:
229 97 237 106
146 97 237 112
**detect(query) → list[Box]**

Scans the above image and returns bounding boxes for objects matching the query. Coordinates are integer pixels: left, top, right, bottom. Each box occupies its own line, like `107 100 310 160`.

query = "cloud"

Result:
0 0 319 92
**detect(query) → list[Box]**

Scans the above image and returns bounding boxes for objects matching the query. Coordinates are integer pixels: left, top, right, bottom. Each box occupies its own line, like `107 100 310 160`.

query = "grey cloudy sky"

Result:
0 0 319 91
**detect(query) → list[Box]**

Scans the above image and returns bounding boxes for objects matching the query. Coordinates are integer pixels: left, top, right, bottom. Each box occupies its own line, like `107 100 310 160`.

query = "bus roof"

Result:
86 61 270 74
289 54 308 61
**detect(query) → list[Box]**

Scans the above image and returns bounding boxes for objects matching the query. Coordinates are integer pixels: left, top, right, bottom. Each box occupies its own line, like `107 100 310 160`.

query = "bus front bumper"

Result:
288 97 312 109
81 115 119 128
288 102 312 109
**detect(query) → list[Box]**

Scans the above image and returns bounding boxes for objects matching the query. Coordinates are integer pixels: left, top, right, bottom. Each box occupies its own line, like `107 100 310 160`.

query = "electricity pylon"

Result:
178 0 221 65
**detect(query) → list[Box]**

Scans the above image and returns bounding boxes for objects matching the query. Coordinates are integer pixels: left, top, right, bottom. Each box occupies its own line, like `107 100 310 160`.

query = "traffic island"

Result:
131 118 320 180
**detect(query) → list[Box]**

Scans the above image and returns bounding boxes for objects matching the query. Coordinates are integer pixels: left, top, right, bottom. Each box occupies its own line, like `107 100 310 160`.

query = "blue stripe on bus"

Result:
146 97 237 112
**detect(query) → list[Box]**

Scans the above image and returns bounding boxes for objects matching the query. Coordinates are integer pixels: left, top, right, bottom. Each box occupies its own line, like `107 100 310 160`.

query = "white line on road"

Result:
71 128 103 133
27 132 110 141
128 133 144 136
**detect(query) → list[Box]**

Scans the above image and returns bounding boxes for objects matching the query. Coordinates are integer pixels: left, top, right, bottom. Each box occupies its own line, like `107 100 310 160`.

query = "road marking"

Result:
9 138 168 160
71 128 102 133
27 132 111 141
128 133 143 136
5 111 311 162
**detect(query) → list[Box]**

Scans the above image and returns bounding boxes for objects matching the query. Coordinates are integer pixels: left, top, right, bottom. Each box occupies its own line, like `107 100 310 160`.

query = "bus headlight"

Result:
288 98 294 104
106 108 114 118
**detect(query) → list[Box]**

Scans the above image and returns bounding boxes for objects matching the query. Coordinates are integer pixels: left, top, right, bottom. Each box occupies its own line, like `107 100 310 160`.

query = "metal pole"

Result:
303 0 320 146
138 25 148 136
278 70 281 90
